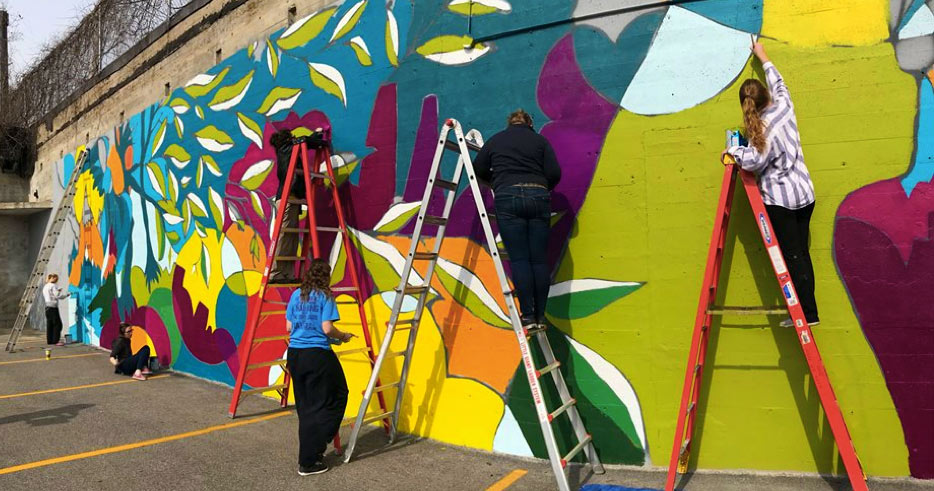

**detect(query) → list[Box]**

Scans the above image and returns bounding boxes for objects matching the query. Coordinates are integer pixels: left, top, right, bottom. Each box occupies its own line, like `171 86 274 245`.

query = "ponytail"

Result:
738 78 770 154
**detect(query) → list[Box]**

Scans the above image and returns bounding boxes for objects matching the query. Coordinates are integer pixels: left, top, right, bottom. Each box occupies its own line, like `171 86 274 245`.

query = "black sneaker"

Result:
298 462 329 476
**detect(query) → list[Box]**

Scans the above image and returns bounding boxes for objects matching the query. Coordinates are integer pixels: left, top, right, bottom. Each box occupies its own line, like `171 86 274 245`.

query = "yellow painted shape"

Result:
763 0 890 46
72 171 105 224
175 233 227 330
130 328 157 358
0 411 288 476
560 43 913 475
0 375 169 400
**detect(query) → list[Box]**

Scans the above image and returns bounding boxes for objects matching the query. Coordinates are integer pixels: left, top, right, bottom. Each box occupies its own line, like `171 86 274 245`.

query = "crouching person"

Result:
110 323 152 381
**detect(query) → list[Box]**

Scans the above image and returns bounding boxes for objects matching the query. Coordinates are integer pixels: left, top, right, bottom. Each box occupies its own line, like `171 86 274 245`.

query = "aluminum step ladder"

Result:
665 138 867 491
342 118 604 491
227 129 390 451
6 151 90 353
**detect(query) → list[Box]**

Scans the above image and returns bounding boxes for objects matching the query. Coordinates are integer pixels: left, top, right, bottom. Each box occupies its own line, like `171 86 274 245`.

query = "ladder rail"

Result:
6 150 90 352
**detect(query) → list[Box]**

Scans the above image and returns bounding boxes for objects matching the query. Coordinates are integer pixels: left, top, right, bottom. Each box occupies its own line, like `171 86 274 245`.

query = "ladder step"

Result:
433 178 458 191
373 382 401 393
281 227 305 233
332 286 358 293
288 198 307 205
496 248 509 260
707 306 787 316
548 398 576 422
686 401 696 415
397 285 428 295
524 324 546 337
260 310 287 316
267 283 300 288
342 410 393 428
536 361 561 378
274 256 303 261
413 252 438 261
423 215 448 226
443 138 482 153
253 335 290 343
247 359 287 369
560 434 592 468
387 350 408 359
242 383 289 396
335 347 371 357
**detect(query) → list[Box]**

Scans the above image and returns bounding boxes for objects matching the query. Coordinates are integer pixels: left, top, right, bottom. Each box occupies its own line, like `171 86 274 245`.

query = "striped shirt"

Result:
727 61 815 210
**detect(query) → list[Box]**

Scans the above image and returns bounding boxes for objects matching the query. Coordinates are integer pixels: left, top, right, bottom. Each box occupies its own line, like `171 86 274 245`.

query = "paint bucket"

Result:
45 349 51 360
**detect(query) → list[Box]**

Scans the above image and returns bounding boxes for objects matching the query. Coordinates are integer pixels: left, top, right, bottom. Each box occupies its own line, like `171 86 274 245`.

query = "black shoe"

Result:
298 462 329 476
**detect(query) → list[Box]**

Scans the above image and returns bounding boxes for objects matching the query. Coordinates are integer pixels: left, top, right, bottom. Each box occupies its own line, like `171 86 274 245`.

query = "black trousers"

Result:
765 202 819 322
45 307 63 345
287 347 348 467
116 346 151 375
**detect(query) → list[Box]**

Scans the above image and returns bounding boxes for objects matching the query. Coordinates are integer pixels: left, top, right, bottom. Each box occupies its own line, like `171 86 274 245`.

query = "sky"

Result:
2 0 95 80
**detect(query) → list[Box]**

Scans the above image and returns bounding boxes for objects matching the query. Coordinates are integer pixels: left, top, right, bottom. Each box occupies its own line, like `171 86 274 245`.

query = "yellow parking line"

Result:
0 375 170 400
0 353 102 365
0 411 291 476
486 469 529 491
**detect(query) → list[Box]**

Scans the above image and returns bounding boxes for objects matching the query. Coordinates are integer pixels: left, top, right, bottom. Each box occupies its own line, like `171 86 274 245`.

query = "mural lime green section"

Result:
558 41 915 475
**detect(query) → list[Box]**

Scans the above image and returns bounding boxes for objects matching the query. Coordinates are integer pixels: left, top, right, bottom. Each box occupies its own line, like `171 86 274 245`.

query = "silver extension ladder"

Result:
6 150 89 352
342 119 604 490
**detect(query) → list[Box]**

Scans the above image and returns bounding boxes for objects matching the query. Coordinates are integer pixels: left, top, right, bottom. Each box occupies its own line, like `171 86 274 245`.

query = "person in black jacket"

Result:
473 109 561 328
269 129 305 283
109 323 151 381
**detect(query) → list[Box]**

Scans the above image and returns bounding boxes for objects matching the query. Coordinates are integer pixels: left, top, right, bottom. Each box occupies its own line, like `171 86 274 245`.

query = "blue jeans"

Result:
494 185 551 323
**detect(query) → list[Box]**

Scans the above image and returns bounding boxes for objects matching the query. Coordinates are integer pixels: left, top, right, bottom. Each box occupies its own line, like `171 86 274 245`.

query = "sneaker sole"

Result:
298 468 329 476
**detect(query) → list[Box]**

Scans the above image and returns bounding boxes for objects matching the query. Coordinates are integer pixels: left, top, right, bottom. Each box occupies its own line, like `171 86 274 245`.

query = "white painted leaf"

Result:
209 188 224 226
187 194 209 218
330 0 367 42
240 159 274 190
202 155 223 177
308 63 347 106
351 227 427 290
372 201 420 232
416 35 490 65
163 213 183 225
237 112 264 149
385 8 400 66
435 256 510 324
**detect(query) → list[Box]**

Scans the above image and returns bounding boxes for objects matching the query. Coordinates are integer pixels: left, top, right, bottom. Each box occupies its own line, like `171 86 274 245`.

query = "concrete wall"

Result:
0 215 31 325
36 0 934 481
0 172 28 202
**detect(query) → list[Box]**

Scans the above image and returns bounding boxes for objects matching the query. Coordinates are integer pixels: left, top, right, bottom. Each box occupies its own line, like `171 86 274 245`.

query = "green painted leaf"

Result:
202 155 223 177
165 144 191 169
196 106 205 119
187 194 209 218
209 188 224 228
277 7 336 50
372 201 420 232
250 191 266 219
170 97 190 114
237 112 264 148
385 9 399 66
415 35 490 65
208 70 255 111
154 208 166 259
184 67 230 98
195 125 234 152
257 87 302 116
545 279 644 320
166 231 180 242
147 162 167 199
266 40 279 76
434 257 510 327
330 0 367 42
240 159 274 190
308 63 346 106
347 36 372 66
151 119 168 155
447 0 512 15
174 115 185 139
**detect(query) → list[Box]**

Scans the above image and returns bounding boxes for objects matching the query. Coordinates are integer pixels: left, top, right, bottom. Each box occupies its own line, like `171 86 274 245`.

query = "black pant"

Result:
45 307 63 345
766 202 819 322
287 347 348 467
494 185 552 323
116 346 151 375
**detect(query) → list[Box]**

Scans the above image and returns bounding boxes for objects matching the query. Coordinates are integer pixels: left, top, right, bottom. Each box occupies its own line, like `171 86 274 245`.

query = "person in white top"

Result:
42 274 70 346
722 40 819 327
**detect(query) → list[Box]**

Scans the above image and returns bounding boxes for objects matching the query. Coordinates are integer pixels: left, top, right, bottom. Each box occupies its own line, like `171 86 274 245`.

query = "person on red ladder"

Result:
721 39 820 327
269 128 304 284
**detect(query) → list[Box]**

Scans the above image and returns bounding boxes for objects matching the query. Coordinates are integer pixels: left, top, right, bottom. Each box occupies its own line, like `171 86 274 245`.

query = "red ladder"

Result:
665 163 867 491
227 129 390 450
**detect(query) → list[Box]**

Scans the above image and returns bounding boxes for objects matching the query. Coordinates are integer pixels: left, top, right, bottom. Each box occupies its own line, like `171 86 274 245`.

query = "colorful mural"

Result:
54 0 933 478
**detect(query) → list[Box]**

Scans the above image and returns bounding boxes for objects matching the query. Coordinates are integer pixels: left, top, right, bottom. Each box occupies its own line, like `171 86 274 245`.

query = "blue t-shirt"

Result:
285 290 340 349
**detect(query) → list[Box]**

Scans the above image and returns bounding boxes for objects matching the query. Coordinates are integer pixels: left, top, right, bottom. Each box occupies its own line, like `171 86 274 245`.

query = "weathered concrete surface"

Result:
0 216 31 326
0 333 931 491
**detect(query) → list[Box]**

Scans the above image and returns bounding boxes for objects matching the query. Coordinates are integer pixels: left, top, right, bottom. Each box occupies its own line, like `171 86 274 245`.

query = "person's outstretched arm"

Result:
543 141 561 190
752 40 791 107
473 143 493 184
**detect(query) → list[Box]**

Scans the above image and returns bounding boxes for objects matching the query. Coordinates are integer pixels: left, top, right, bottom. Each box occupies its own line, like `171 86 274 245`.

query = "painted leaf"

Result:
184 67 230 98
195 106 205 119
195 125 234 152
181 176 192 187
163 213 183 226
277 7 336 49
257 87 302 116
372 201 420 232
202 155 223 177
151 119 168 155
195 221 208 239
416 35 490 65
349 228 428 294
240 159 274 190
166 231 180 242
330 1 367 42
167 171 179 202
200 244 211 283
546 279 644 320
147 163 167 199
250 191 266 219
187 194 209 218
435 257 510 327
348 36 372 66
174 115 185 139
154 210 166 259
208 70 255 111
237 112 264 148
328 231 347 285
228 203 242 223
209 188 224 228
195 159 204 187
266 40 279 76
448 0 512 15
248 41 257 58
170 98 190 114
308 63 347 106
385 8 400 66
165 144 191 169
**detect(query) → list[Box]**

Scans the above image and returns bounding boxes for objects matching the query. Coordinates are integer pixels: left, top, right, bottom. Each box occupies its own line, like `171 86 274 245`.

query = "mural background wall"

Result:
47 0 934 479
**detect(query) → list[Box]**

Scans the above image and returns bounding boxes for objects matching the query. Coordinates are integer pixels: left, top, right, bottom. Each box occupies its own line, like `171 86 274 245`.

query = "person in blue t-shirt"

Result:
285 258 355 476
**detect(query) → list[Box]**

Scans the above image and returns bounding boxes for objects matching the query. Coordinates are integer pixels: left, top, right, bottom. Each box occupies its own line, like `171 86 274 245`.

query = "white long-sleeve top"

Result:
42 282 68 308
727 61 815 210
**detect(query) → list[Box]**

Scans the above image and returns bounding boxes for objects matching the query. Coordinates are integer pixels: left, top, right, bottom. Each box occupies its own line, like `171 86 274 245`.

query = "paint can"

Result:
45 349 51 360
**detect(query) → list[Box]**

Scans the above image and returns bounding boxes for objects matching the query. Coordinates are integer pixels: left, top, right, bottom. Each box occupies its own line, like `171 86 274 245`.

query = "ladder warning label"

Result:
782 281 799 306
759 213 772 244
768 245 787 275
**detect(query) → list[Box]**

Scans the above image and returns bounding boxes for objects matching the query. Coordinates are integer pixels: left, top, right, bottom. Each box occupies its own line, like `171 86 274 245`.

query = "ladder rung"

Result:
281 227 305 233
496 248 509 260
274 256 303 261
548 398 576 422
373 382 400 393
433 178 458 191
317 226 341 233
536 361 560 378
679 438 691 458
707 306 787 315
288 198 307 205
335 347 371 357
686 401 696 415
524 324 546 337
242 383 288 396
342 410 393 427
332 286 358 293
443 138 482 153
253 335 290 343
413 252 438 261
397 285 428 295
247 359 287 369
423 215 447 226
387 350 408 359
267 283 300 288
560 434 592 468
260 310 287 316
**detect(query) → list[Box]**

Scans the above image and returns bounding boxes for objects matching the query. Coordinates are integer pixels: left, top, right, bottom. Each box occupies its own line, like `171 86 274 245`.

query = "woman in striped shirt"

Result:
722 40 819 327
